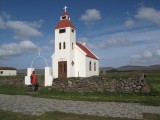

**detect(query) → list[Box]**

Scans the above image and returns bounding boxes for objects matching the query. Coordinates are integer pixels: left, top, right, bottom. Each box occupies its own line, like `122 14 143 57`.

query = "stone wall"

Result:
52 77 150 93
0 77 24 86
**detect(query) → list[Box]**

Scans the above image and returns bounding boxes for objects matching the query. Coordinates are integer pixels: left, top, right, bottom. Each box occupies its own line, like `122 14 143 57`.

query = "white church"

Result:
52 7 99 78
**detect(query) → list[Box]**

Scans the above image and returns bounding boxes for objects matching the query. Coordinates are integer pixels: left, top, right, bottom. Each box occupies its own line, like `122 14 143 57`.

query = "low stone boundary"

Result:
0 79 24 86
52 77 150 93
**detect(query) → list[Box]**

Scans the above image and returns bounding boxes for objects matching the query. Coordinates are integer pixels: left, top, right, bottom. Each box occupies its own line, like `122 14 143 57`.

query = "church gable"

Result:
55 19 75 29
76 42 99 60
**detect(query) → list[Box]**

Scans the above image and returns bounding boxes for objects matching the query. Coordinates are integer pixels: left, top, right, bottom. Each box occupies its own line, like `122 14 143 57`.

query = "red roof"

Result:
0 67 17 70
55 19 75 29
61 12 69 16
76 42 99 60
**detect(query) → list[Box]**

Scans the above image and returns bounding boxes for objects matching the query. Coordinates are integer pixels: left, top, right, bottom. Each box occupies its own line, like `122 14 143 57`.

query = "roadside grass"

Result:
1 109 160 120
0 85 29 95
37 87 160 106
145 71 160 95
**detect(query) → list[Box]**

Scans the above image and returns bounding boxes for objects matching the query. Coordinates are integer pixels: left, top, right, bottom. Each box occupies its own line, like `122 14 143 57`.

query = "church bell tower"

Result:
53 6 76 78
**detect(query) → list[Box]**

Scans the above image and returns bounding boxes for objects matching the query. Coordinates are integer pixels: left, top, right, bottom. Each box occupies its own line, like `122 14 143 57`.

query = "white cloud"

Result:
135 6 160 24
6 20 43 39
130 49 160 61
124 18 135 28
86 38 132 50
99 38 132 49
79 37 89 42
155 49 160 56
0 41 38 59
0 17 6 29
143 51 152 59
80 9 101 22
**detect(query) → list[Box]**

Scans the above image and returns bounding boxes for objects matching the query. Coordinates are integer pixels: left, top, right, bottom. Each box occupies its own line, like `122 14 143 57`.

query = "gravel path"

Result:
0 94 160 119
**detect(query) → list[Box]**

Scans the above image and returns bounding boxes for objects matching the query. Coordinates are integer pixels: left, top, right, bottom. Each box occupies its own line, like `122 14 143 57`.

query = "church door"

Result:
58 61 67 78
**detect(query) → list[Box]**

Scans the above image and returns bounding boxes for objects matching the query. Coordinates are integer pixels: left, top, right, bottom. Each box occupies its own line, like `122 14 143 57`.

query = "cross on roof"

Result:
64 6 68 12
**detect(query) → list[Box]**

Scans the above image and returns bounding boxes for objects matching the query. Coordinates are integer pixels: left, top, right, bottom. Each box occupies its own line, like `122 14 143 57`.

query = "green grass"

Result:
99 71 141 79
0 109 160 120
37 87 160 106
145 71 160 95
0 85 29 95
0 75 25 80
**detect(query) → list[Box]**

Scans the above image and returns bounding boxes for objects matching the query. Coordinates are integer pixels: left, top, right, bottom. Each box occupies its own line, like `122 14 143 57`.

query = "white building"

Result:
0 67 17 76
52 8 99 78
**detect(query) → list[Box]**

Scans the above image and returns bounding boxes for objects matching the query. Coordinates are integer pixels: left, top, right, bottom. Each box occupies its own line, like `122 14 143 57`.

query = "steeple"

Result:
55 6 75 29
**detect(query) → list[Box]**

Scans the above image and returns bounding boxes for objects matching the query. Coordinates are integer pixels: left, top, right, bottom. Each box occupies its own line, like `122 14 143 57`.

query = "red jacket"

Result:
31 73 37 85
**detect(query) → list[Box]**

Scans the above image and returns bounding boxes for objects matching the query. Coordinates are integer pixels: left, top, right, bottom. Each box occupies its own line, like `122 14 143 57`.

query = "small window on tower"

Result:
71 29 74 33
62 16 66 19
59 29 66 33
72 42 73 49
63 42 66 49
59 42 61 50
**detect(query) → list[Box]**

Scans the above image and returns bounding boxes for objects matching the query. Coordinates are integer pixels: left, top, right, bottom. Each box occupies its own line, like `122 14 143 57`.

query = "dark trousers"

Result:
32 84 38 92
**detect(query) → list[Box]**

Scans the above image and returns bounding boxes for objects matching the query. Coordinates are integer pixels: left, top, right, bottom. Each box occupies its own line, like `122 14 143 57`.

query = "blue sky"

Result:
0 0 160 69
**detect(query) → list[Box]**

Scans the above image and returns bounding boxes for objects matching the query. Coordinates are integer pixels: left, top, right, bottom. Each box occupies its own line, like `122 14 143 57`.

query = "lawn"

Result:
0 109 160 120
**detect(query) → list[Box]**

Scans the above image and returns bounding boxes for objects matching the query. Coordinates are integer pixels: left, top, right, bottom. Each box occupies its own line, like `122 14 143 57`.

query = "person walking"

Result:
30 71 38 93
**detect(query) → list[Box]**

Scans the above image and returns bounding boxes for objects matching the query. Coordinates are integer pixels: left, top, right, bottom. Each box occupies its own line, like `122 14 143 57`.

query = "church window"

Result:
0 71 3 74
94 62 96 71
71 29 74 33
59 42 61 49
89 61 91 71
59 29 66 33
71 61 74 66
63 42 66 49
62 16 66 20
72 42 73 49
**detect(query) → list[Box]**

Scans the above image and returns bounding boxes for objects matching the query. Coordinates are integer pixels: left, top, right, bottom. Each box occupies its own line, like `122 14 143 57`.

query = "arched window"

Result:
63 42 66 49
89 61 91 71
94 62 96 71
72 42 73 50
59 42 61 50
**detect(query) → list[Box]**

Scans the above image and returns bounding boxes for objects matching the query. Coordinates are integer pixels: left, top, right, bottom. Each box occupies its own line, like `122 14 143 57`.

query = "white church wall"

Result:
86 57 99 77
75 46 86 77
69 28 76 77
52 54 58 78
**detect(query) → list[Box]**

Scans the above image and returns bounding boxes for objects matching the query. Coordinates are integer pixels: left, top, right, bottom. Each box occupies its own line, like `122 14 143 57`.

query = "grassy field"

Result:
0 109 160 120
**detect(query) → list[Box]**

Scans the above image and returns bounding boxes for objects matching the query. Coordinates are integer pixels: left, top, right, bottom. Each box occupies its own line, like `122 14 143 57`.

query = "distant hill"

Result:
18 64 160 74
100 64 160 72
